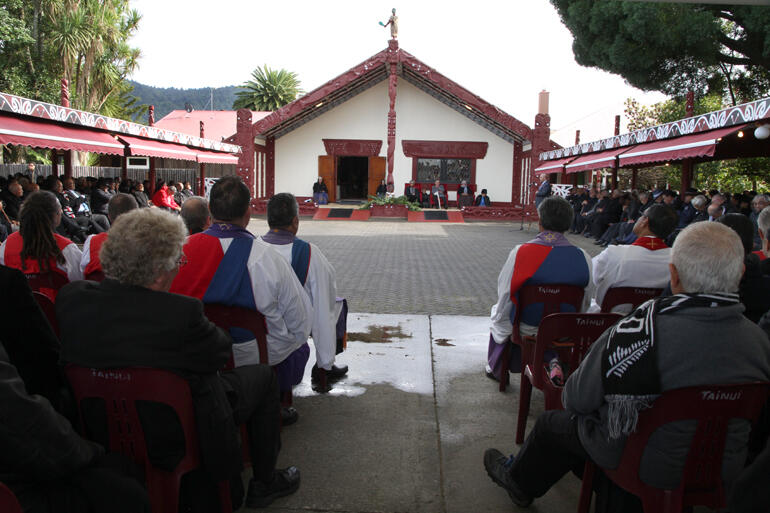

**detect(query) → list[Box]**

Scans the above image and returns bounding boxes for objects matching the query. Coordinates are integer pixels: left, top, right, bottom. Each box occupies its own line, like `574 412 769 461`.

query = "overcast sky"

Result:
128 0 667 147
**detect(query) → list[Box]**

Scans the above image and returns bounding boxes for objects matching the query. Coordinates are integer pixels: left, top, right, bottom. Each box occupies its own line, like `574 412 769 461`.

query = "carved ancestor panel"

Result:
416 158 471 184
323 139 383 156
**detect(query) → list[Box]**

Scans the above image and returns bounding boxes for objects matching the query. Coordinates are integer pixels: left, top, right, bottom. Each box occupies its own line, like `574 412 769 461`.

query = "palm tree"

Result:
233 65 303 111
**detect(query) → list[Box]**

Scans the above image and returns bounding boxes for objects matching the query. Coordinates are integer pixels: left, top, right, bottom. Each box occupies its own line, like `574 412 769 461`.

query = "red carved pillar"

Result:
612 115 620 190
199 121 206 195
631 169 638 190
681 91 695 192
511 140 522 204
148 105 156 195
385 39 399 192
60 78 73 179
264 137 274 198
235 109 256 197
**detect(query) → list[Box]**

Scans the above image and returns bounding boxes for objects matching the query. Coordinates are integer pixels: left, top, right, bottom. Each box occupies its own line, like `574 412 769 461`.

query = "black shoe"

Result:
483 449 533 507
311 364 348 383
245 467 300 508
281 406 298 426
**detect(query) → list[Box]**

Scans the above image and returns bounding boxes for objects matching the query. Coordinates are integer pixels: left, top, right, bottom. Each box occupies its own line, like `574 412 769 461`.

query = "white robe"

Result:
260 237 339 371
590 237 671 313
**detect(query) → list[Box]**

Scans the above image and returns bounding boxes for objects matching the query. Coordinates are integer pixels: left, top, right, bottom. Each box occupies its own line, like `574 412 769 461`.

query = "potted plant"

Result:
360 195 420 217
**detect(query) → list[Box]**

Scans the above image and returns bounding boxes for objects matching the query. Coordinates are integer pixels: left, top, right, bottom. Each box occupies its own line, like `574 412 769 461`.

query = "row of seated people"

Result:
403 180 492 208
483 196 770 512
0 178 350 512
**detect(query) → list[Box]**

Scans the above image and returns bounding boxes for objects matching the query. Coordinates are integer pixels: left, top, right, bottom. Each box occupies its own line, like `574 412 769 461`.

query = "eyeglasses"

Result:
177 254 188 267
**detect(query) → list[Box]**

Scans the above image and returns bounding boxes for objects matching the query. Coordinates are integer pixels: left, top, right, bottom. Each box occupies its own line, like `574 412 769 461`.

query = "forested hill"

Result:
128 81 242 121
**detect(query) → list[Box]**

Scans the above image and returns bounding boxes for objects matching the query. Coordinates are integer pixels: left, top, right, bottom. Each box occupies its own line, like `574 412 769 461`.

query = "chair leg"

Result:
499 342 510 392
516 371 532 445
577 461 595 513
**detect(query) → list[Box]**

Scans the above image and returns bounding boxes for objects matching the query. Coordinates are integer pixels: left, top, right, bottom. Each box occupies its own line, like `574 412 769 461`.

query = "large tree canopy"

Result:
551 1 770 103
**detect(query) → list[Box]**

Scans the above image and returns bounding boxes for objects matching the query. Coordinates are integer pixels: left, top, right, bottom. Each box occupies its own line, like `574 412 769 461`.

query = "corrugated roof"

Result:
156 110 270 143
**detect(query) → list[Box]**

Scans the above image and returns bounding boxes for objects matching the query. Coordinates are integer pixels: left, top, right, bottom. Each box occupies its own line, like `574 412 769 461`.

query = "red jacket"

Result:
152 185 179 210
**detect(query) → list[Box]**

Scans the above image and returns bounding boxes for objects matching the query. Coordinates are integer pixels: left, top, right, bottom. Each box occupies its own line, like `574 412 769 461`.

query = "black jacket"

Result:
90 188 111 216
57 279 241 480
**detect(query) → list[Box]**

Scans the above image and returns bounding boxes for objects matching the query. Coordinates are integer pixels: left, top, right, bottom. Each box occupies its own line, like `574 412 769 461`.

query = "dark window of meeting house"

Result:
416 158 471 184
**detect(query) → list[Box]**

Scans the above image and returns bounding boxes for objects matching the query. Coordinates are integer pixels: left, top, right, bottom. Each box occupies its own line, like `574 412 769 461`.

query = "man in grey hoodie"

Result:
484 221 770 509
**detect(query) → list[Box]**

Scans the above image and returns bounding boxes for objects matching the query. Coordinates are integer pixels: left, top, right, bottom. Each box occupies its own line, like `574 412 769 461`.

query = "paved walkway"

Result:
239 219 605 512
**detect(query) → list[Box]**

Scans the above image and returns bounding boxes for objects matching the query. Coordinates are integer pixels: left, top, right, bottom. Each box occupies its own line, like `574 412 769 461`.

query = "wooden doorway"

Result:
317 155 386 202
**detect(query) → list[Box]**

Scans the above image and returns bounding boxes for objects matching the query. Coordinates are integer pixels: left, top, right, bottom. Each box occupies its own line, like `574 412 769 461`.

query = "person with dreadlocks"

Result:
483 221 770 511
0 190 83 300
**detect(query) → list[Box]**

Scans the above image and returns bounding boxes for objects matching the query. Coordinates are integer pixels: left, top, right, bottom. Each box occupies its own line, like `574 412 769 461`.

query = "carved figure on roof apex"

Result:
379 8 398 39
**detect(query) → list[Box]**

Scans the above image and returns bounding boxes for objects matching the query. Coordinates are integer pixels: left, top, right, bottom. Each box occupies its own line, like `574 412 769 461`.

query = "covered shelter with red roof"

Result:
228 39 558 208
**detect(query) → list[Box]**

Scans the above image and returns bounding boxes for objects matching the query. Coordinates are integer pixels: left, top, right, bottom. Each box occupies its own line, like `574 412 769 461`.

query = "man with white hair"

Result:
750 193 770 250
484 221 770 510
57 208 301 508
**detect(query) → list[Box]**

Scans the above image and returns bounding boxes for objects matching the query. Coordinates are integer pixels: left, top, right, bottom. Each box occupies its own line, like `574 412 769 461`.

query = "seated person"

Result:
57 208 301 509
404 180 420 203
0 341 150 513
170 177 311 424
591 204 677 312
375 179 387 198
718 213 770 323
0 191 83 300
487 197 593 380
430 180 447 209
485 221 770 511
80 194 138 280
63 177 109 234
151 181 181 212
474 188 491 207
180 196 212 235
313 177 329 205
457 180 474 207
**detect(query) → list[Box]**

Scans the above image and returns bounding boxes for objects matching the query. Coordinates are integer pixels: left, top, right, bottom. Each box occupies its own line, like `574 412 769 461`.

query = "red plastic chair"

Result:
600 286 663 314
0 482 23 513
203 304 269 366
577 382 770 513
32 290 59 337
64 365 233 513
516 312 621 444
25 271 68 302
499 284 585 392
456 183 475 207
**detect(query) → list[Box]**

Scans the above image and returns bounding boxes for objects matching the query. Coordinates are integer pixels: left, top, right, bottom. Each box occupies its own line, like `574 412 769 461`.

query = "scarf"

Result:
601 292 740 439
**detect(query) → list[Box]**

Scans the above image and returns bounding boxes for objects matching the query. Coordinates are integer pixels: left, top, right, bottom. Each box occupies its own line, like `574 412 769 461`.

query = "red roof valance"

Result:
196 149 238 165
619 125 747 167
119 135 198 161
0 113 124 155
565 146 634 174
534 156 574 175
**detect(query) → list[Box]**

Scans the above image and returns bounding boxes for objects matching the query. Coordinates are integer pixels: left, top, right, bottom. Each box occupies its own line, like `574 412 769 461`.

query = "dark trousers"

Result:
9 453 149 513
511 410 642 513
220 364 281 483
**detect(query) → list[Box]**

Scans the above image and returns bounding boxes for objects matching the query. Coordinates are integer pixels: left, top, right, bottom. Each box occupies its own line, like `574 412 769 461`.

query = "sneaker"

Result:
245 467 301 508
483 449 533 507
281 406 298 426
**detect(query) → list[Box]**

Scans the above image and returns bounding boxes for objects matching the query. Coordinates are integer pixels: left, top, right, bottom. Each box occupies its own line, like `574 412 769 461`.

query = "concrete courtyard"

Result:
239 217 604 513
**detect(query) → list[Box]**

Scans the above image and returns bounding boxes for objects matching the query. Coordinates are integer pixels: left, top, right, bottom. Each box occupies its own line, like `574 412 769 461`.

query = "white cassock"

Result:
230 238 312 367
590 237 672 313
260 237 340 371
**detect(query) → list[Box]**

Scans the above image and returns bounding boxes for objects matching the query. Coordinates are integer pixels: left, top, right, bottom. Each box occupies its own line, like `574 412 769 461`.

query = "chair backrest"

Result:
530 312 622 386
25 271 69 301
0 482 23 513
601 286 663 314
64 365 212 513
204 304 269 365
606 382 770 511
32 290 59 337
